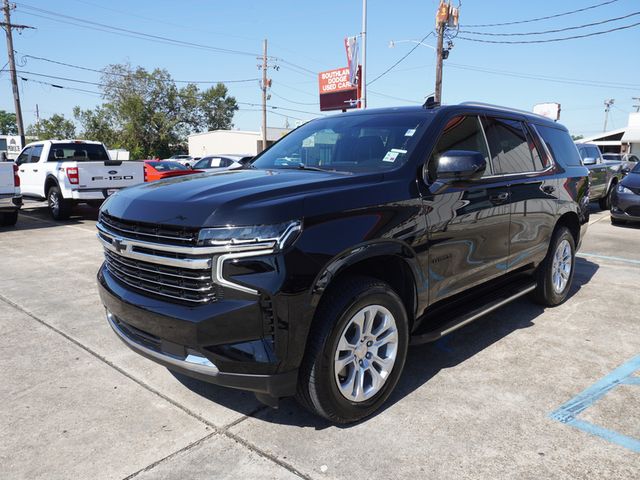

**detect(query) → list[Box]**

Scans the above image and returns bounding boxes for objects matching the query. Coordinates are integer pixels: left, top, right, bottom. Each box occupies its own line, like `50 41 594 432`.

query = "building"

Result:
0 135 22 160
187 128 291 157
577 112 640 154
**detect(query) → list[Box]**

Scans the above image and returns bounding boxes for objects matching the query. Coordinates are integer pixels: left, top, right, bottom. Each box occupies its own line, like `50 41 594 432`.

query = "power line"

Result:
237 102 324 117
269 90 319 106
18 53 260 84
461 0 619 28
458 21 640 44
15 70 103 86
15 2 261 56
16 75 102 96
460 11 640 36
369 32 433 85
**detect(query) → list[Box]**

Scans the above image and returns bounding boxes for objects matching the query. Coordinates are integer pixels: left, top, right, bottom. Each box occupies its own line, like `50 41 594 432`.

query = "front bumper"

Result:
98 266 298 398
0 193 22 212
611 190 640 222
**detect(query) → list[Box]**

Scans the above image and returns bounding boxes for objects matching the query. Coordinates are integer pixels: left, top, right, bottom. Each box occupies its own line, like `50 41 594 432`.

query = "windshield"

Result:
47 143 109 161
632 162 640 174
251 112 431 173
149 161 187 171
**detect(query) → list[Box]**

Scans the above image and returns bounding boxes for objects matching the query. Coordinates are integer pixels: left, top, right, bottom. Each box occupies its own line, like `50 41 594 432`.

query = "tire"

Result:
47 186 72 220
296 275 409 424
0 210 18 226
532 226 576 307
611 217 626 226
599 187 612 210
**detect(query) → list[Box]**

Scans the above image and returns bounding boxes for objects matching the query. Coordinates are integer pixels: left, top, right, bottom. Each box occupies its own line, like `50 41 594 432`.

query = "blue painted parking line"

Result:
549 355 640 453
577 252 640 266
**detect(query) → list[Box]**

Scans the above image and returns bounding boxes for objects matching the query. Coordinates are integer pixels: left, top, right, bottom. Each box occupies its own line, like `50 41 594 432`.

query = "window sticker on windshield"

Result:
382 148 407 163
405 128 416 137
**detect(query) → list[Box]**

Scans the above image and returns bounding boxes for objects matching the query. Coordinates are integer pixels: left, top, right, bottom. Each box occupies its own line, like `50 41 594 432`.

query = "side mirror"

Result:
582 157 596 165
427 150 487 195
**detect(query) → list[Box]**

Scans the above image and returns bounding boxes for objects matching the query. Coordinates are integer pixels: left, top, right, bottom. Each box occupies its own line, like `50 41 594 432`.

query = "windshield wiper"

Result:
280 164 332 172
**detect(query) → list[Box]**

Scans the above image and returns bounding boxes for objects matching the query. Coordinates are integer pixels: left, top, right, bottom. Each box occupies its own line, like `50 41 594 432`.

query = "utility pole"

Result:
2 0 33 148
35 103 40 137
433 1 458 104
261 39 268 152
603 98 614 132
360 0 367 109
434 21 445 104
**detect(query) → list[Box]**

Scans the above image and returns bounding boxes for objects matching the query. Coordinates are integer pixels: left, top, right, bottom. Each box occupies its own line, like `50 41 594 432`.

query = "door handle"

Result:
33 169 38 172
19 169 24 173
542 185 555 194
489 192 510 204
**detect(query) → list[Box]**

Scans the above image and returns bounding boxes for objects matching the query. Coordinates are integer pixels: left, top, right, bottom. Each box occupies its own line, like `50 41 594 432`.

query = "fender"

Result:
43 174 61 200
309 239 425 313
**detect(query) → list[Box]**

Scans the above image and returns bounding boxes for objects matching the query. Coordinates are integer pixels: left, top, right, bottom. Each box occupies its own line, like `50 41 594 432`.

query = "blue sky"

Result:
2 0 639 137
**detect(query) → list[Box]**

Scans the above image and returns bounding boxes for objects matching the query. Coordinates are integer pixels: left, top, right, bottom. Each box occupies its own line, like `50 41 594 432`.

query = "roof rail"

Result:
459 101 551 120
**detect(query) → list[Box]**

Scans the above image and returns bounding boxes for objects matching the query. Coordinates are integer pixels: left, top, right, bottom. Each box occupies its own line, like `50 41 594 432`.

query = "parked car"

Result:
192 155 245 170
97 102 589 423
144 160 202 182
603 153 640 175
611 161 640 225
0 161 21 226
166 154 194 168
576 143 622 209
15 140 144 220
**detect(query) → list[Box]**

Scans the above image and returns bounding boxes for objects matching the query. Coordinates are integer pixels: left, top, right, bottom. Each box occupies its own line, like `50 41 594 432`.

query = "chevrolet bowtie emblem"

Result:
112 237 128 253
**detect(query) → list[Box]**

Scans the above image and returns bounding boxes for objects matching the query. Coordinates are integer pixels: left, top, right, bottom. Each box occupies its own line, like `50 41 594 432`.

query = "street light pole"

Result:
434 21 445 104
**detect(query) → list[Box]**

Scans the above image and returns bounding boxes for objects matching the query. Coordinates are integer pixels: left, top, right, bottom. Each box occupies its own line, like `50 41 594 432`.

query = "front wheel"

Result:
296 276 409 423
599 187 613 210
532 226 576 306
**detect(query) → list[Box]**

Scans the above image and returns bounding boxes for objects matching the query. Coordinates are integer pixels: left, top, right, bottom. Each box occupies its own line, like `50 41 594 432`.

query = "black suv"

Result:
97 103 590 423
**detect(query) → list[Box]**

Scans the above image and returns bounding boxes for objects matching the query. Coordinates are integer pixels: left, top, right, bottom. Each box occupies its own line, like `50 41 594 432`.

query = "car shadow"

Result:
1 203 99 232
170 258 600 429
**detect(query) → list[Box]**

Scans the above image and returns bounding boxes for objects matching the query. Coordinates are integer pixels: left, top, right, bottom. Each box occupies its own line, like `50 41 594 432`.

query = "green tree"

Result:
26 114 76 140
0 110 18 135
74 63 238 158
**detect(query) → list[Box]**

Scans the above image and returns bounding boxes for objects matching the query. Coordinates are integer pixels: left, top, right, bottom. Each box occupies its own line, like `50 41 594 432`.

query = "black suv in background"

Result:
97 103 589 423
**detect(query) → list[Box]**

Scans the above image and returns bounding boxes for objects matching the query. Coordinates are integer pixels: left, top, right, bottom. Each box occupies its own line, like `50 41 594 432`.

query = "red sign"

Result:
318 66 360 111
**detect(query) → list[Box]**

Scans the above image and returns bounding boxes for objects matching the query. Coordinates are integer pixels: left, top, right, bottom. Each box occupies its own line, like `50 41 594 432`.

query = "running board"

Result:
410 281 537 345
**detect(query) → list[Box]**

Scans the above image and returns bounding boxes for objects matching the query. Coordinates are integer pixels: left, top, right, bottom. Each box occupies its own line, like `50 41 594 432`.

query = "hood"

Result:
621 172 640 189
102 168 384 227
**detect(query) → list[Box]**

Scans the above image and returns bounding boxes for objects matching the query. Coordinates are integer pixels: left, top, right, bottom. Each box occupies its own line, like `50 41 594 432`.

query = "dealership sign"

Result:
533 102 561 121
318 67 360 112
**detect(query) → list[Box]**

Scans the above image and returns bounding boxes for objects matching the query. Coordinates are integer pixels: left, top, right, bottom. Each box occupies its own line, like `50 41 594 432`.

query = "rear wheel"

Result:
47 186 72 220
0 210 18 226
296 275 409 423
532 226 575 306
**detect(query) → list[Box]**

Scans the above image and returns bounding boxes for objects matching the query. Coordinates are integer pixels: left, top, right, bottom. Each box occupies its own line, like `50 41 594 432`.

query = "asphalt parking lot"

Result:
1 201 638 480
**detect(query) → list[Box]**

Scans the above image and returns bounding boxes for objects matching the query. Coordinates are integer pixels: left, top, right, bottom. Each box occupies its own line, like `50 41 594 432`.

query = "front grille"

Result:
98 214 219 304
104 250 217 303
100 212 200 246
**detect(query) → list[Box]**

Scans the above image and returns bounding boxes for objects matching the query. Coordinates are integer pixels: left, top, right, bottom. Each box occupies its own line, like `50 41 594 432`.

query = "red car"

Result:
144 160 202 182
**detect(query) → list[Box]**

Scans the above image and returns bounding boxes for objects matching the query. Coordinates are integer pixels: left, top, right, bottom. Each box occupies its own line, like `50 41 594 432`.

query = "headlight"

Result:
617 184 633 194
198 220 302 250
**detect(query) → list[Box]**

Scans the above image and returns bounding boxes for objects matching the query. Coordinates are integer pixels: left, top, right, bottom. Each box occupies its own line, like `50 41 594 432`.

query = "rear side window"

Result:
29 145 43 163
47 143 109 161
428 115 491 180
482 117 535 174
535 125 583 167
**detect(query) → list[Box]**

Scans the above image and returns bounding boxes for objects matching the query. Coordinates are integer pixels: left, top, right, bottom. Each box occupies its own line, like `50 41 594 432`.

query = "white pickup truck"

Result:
0 161 22 226
16 140 144 220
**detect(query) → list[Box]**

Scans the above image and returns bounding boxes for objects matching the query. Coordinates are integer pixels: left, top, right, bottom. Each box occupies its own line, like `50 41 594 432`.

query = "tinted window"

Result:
588 146 601 161
428 115 491 180
535 125 583 167
523 123 548 171
29 145 43 163
251 113 432 173
482 117 535 174
193 158 210 169
47 143 109 161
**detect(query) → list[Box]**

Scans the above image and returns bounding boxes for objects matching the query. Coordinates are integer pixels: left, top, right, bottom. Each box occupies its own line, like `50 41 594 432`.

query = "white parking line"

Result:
577 252 640 266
